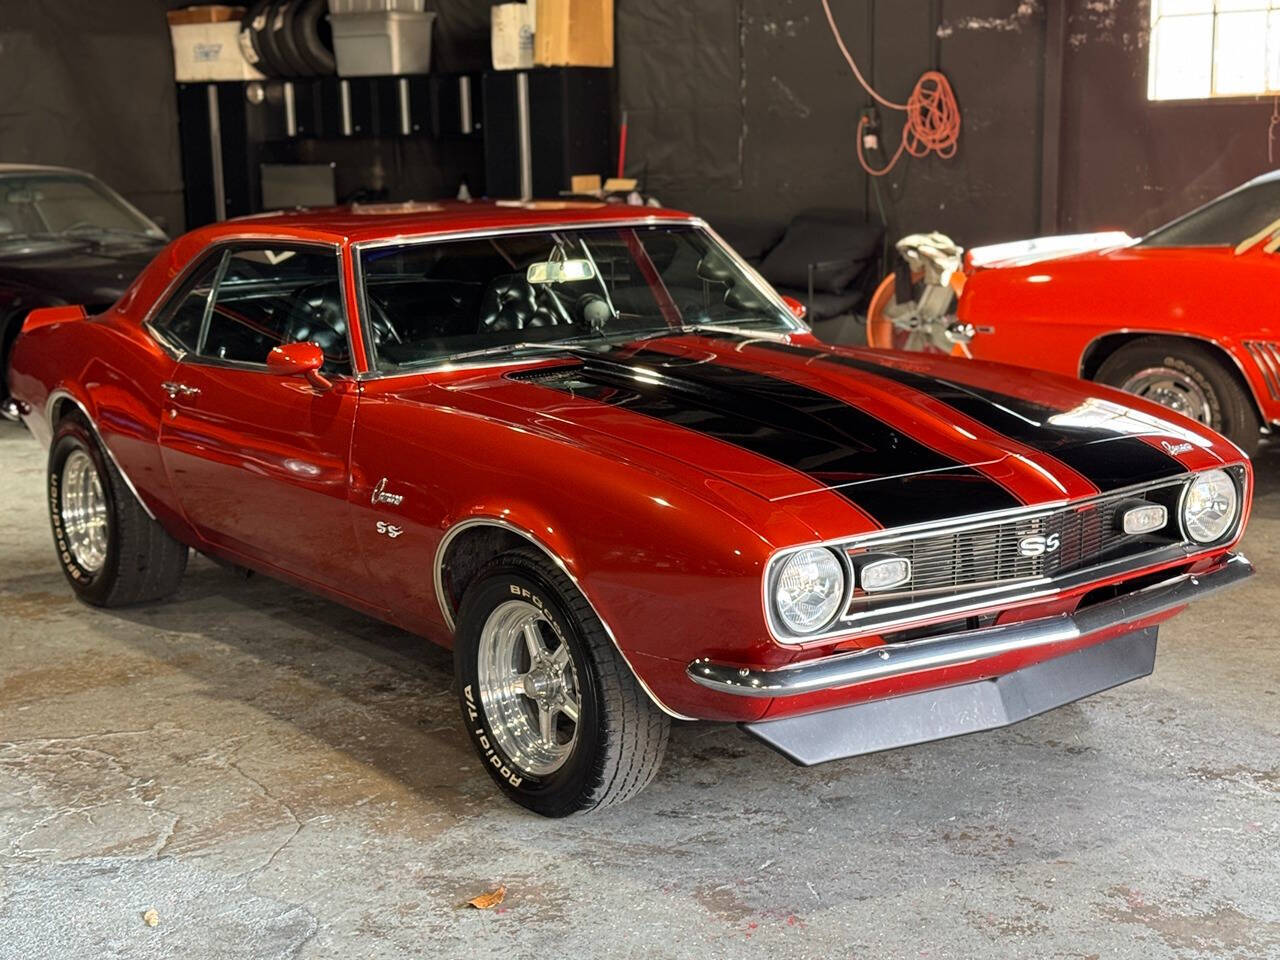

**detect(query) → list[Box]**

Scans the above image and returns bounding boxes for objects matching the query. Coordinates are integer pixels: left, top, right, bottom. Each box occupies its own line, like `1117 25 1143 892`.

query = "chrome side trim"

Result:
433 516 694 720
45 390 157 520
691 553 1253 697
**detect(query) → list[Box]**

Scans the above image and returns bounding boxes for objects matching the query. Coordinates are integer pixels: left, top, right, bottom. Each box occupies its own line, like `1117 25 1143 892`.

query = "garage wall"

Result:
1058 0 1279 235
617 0 1048 247
618 0 1280 248
3 0 1274 246
0 3 186 231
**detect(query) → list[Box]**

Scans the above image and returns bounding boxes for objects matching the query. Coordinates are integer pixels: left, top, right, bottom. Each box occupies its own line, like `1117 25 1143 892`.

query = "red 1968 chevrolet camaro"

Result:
7 201 1255 815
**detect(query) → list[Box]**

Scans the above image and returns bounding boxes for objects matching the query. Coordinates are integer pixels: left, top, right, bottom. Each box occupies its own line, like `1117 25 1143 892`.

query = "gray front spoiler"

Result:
743 626 1158 765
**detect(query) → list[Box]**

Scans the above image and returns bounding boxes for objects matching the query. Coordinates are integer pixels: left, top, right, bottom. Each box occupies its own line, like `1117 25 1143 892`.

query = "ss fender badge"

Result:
1018 532 1061 558
371 477 405 506
376 521 404 539
1162 440 1194 456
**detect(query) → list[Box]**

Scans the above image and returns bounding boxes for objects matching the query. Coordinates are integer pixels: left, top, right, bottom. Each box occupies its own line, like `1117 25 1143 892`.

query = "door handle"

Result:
161 381 200 399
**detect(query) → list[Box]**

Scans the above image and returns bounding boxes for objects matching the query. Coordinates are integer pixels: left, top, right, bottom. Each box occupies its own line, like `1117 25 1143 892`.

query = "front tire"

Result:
1095 337 1261 456
454 549 669 816
48 414 189 607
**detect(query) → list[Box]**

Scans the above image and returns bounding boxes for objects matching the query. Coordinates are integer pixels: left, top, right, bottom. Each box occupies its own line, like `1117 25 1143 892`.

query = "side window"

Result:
152 255 222 351
201 246 349 372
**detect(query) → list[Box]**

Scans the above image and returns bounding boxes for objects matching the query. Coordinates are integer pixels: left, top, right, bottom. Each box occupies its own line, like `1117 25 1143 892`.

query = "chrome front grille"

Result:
1244 341 1280 400
843 480 1186 616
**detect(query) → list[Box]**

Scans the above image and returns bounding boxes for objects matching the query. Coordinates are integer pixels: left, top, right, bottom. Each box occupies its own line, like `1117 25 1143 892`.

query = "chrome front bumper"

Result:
688 553 1253 698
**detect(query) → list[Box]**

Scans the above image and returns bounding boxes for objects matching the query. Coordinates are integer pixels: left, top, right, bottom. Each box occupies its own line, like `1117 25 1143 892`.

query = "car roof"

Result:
1247 168 1280 187
188 200 700 245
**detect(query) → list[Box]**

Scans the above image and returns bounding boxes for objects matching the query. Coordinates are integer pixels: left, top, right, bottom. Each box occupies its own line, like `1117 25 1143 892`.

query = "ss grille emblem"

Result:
1018 532 1061 558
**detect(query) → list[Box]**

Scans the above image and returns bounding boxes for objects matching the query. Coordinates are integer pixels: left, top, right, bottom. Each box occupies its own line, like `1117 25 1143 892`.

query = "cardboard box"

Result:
570 173 602 194
491 3 535 71
166 5 243 26
535 0 613 68
170 20 265 82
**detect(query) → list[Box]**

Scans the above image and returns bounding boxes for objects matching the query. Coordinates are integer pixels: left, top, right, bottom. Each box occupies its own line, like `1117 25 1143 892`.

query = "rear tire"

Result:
1095 337 1261 456
454 549 669 816
47 414 188 607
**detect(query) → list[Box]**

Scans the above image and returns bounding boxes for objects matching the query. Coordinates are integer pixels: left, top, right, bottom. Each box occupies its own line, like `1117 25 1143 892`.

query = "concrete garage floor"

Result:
1 422 1278 960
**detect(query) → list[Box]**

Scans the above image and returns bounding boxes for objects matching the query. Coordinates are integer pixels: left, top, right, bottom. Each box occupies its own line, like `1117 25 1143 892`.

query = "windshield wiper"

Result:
626 321 783 344
435 337 594 365
63 225 155 240
0 231 91 247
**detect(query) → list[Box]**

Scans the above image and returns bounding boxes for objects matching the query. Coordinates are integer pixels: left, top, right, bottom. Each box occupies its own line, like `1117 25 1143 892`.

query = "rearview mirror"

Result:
527 259 595 284
267 341 331 391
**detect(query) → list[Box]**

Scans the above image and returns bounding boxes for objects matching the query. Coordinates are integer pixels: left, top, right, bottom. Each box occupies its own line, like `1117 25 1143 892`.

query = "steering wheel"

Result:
365 292 403 345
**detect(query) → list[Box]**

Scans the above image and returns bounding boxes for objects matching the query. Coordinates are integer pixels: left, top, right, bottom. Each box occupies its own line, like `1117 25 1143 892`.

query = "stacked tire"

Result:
240 0 335 78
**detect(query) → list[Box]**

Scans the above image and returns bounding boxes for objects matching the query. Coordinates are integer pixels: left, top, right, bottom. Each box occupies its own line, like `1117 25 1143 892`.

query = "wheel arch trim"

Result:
1079 329 1268 423
434 515 694 720
45 388 157 520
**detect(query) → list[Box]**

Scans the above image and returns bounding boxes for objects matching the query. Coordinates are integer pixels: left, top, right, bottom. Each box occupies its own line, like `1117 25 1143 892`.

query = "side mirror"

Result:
781 295 807 321
267 341 331 391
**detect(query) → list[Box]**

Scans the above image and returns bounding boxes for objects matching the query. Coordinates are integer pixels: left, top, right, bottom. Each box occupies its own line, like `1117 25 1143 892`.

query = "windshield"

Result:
358 224 799 370
0 174 165 244
1139 177 1280 248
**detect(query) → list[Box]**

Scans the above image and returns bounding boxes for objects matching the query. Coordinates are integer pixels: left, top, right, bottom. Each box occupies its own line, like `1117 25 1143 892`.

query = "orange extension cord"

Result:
819 0 961 177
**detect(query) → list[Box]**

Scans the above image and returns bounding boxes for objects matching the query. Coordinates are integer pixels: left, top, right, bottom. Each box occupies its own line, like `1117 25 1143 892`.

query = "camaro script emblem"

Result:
1161 440 1194 455
1018 533 1061 558
371 477 405 506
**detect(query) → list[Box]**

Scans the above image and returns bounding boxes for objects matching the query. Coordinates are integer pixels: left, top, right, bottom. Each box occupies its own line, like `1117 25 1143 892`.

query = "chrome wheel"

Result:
1120 366 1213 425
475 599 581 777
60 449 108 573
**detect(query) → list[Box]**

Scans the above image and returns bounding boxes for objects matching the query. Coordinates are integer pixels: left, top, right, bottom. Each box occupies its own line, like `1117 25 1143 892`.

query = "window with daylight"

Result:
1148 0 1280 100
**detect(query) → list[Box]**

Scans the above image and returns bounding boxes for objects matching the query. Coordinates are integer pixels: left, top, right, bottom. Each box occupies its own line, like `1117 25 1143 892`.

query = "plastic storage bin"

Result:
330 10 435 76
326 0 425 13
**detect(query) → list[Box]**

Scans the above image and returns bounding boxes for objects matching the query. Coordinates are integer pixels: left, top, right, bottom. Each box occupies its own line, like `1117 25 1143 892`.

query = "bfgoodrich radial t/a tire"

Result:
47 414 188 607
454 549 670 816
1095 337 1261 456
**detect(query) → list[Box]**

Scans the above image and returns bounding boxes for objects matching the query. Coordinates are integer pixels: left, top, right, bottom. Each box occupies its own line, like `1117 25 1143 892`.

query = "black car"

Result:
0 164 167 417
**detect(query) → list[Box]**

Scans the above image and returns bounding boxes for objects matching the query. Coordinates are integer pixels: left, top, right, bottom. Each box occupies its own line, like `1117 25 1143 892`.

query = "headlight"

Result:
1182 469 1239 544
773 547 846 634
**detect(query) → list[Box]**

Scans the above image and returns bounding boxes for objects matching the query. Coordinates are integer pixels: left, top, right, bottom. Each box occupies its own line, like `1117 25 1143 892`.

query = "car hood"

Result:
966 231 1134 270
449 334 1234 528
0 238 163 308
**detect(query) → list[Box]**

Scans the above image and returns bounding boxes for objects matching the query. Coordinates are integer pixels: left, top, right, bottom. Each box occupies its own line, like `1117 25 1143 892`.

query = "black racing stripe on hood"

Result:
519 349 1021 526
751 342 1187 492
